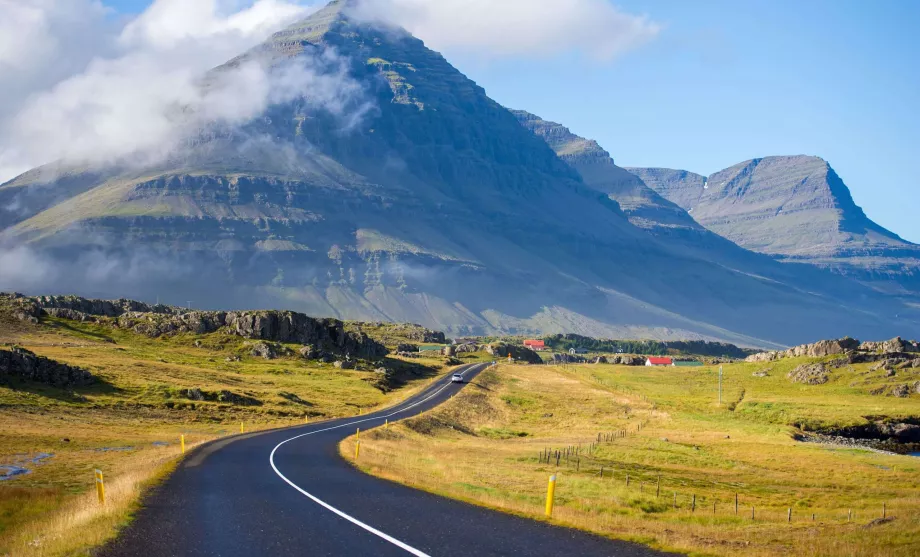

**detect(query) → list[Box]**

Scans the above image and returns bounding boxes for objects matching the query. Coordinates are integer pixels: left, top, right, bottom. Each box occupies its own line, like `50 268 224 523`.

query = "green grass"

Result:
344 360 920 557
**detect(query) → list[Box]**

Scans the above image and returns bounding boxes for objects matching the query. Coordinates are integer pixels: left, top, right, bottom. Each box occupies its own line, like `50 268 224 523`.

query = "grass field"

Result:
343 359 920 556
0 306 454 557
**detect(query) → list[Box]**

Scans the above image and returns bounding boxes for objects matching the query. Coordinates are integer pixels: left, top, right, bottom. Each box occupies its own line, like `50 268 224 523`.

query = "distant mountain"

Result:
629 156 920 294
1 1 918 346
510 111 699 231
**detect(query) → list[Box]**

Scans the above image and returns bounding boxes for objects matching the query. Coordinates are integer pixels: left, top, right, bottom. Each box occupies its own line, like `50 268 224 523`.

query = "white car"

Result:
451 373 464 383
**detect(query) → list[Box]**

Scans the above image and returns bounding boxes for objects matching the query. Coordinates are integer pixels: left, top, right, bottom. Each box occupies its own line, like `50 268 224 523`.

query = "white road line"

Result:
269 363 488 556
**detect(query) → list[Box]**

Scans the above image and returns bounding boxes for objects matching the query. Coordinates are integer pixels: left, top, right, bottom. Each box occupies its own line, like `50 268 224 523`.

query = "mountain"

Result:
629 156 920 294
510 111 699 231
1 1 918 347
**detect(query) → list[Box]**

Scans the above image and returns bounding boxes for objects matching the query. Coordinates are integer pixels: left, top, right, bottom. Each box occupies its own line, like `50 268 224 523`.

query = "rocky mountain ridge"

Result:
629 156 920 294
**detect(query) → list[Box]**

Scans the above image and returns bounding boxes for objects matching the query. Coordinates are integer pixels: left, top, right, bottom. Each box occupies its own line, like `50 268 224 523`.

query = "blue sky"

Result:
107 0 920 242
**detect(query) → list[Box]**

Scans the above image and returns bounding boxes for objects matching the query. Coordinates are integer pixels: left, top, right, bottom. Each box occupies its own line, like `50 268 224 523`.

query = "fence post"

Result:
883 502 886 519
735 493 739 515
94 470 105 505
692 494 696 512
656 475 661 498
788 508 792 523
848 509 852 522
752 506 755 520
545 474 557 517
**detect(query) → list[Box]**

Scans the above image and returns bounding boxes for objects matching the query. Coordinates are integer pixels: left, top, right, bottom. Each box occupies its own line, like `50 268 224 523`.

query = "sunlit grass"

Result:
343 361 920 556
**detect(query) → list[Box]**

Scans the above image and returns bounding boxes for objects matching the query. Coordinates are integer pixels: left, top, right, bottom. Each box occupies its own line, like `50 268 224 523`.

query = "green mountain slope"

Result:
1 1 918 346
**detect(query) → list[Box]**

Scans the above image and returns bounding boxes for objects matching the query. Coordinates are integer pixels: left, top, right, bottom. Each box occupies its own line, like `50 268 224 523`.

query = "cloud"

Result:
352 0 660 61
0 0 369 183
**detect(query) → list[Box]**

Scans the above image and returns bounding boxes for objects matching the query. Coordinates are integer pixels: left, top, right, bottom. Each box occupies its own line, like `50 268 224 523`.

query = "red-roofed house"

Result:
645 357 673 367
523 339 546 351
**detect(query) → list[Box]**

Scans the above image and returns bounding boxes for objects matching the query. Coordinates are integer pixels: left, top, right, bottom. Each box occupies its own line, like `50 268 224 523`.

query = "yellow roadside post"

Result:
545 474 557 517
355 440 360 460
180 434 185 454
385 419 389 430
94 470 106 505
356 427 360 440
240 422 244 434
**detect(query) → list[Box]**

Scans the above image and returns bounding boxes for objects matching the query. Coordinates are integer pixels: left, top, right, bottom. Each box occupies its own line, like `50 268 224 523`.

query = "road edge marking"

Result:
269 363 486 557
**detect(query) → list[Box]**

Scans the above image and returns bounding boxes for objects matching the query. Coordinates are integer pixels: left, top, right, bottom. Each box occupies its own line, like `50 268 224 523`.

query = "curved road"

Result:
101 363 674 556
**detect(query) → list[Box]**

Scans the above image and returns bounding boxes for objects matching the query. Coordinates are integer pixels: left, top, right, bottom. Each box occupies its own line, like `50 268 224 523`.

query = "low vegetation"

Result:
0 295 451 556
343 358 920 556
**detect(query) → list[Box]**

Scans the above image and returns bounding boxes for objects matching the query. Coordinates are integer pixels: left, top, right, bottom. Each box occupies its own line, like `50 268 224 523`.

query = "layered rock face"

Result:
631 156 920 294
1 2 919 346
0 347 96 388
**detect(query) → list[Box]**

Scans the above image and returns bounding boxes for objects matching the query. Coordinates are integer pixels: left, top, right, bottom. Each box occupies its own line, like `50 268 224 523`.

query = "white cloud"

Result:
0 0 356 183
353 0 660 61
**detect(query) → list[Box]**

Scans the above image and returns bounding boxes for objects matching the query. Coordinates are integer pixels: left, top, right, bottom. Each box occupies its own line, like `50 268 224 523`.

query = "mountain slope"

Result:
630 156 920 294
510 110 698 231
1 1 918 346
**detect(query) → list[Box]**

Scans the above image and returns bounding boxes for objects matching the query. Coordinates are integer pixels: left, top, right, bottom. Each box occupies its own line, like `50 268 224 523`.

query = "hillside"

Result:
0 290 459 555
629 157 920 294
1 1 919 346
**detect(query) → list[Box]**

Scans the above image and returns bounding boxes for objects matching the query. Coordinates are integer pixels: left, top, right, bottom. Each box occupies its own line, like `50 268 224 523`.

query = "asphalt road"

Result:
101 362 675 557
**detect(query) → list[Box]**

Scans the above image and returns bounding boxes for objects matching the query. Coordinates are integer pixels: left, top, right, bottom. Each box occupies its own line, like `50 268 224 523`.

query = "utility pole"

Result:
718 366 723 406
186 301 193 311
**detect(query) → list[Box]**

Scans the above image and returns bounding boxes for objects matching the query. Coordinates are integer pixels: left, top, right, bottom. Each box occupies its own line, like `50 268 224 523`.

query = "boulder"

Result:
787 363 831 385
333 360 355 370
396 343 419 353
299 345 319 360
250 342 282 360
891 384 911 398
441 346 456 357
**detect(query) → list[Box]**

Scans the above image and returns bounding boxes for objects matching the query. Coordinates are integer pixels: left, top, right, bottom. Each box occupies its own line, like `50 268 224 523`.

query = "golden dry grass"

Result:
0 311 452 556
342 362 920 556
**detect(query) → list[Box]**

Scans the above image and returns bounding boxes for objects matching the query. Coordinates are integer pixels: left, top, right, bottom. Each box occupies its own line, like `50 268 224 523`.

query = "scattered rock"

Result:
891 384 911 398
787 363 831 385
186 388 204 401
396 343 418 353
884 369 896 378
225 355 241 363
752 371 769 377
249 342 290 360
299 345 318 360
374 367 388 375
333 360 355 370
862 517 895 529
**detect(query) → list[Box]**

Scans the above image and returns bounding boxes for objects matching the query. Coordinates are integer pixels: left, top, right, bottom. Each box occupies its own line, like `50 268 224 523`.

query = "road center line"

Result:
269 363 487 556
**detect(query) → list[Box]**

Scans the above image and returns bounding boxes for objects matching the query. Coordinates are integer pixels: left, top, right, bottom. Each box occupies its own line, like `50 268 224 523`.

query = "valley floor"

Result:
342 360 920 556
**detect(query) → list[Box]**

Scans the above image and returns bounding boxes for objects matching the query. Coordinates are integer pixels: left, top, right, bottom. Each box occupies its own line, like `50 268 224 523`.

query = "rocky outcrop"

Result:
14 295 388 360
249 342 292 360
747 337 860 362
0 347 95 388
859 337 920 354
607 355 645 366
485 343 542 364
747 337 920 364
787 362 831 385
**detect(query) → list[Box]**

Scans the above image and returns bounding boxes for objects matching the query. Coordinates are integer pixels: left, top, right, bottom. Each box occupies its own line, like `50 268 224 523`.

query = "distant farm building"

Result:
523 339 546 351
646 357 673 367
569 348 588 355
